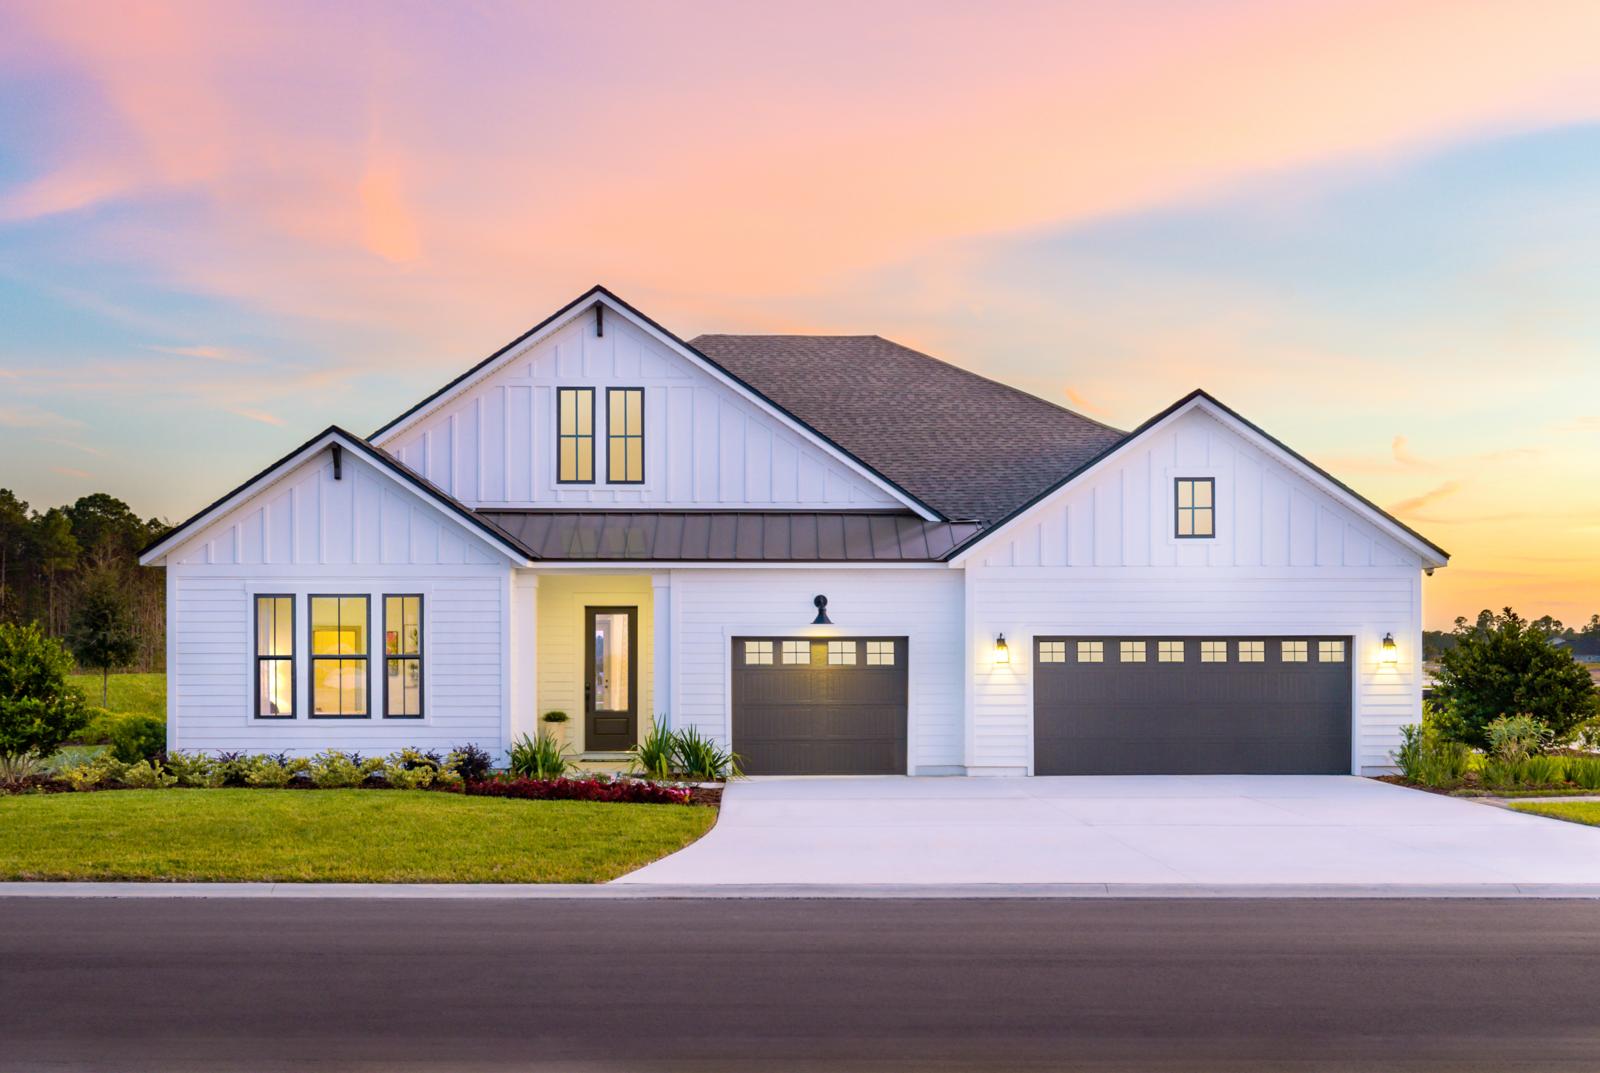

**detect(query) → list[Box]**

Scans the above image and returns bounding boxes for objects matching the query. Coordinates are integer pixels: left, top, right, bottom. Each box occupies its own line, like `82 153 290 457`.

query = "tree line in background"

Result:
1424 610 1600 661
0 490 170 687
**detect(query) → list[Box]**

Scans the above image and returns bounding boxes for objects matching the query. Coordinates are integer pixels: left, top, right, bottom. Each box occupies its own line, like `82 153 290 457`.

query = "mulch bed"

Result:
1372 774 1596 798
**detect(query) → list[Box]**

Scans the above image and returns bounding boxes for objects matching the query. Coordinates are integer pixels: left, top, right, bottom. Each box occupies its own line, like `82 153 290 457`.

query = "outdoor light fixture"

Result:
994 633 1010 664
812 594 832 625
1380 632 1398 665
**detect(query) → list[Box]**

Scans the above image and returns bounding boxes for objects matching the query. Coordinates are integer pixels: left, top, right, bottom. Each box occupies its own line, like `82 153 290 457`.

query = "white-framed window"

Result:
1038 641 1066 663
827 640 856 665
1282 640 1308 663
782 640 810 665
1319 640 1346 663
1238 640 1265 663
865 640 895 666
1158 640 1185 662
1175 477 1215 538
1120 640 1146 663
1077 641 1104 663
1200 640 1227 663
744 640 773 665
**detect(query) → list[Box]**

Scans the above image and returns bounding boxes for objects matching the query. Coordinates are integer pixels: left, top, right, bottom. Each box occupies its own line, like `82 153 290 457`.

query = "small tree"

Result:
0 622 89 758
1430 608 1600 748
66 568 139 705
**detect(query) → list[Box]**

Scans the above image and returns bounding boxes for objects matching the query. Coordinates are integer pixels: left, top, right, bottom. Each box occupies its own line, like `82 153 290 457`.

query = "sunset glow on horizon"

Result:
2 0 1599 628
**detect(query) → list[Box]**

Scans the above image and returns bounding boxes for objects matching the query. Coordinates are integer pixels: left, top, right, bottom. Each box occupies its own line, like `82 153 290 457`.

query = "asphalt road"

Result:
4 897 1599 1072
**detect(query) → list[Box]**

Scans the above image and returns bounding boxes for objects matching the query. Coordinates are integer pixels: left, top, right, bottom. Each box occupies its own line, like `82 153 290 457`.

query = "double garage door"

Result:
1034 635 1353 775
732 637 907 775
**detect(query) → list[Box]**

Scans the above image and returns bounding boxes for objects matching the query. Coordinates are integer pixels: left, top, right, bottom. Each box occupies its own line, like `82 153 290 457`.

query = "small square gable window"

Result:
1175 478 1215 539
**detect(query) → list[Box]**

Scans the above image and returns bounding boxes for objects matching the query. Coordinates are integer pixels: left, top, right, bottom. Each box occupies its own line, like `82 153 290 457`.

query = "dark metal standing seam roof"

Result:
689 334 1128 526
476 511 984 562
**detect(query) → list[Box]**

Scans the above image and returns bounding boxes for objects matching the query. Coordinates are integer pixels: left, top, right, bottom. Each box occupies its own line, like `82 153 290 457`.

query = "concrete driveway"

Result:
619 775 1600 888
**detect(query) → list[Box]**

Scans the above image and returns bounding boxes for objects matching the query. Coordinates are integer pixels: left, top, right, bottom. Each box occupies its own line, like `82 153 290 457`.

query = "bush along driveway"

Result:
0 789 716 883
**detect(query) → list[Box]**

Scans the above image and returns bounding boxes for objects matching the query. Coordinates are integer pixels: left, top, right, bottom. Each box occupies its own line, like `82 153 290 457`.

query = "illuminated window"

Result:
1319 640 1346 663
1282 640 1308 663
607 387 644 484
1038 641 1067 663
557 387 594 483
1120 641 1146 663
384 595 423 718
1238 641 1265 663
1175 478 1215 538
744 640 773 665
1158 640 1185 662
1201 640 1227 663
827 640 856 665
782 640 810 665
254 595 294 718
866 640 895 666
1077 641 1104 663
310 595 369 717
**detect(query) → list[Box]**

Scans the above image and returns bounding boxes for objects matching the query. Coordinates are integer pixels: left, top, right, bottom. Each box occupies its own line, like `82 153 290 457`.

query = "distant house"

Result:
1553 635 1600 663
140 285 1449 776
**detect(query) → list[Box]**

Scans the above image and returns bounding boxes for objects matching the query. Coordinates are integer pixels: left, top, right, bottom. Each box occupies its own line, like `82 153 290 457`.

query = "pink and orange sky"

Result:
1 0 1598 628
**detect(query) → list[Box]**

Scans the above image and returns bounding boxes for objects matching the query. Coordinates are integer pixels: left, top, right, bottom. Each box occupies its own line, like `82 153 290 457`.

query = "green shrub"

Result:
0 622 90 761
309 750 365 789
163 752 225 788
541 710 569 725
508 732 571 779
383 762 436 790
120 759 177 789
630 724 677 780
1520 754 1567 787
673 726 741 781
1568 756 1600 790
62 752 128 790
80 710 166 763
1486 714 1549 764
0 751 43 788
1430 609 1599 747
243 757 293 788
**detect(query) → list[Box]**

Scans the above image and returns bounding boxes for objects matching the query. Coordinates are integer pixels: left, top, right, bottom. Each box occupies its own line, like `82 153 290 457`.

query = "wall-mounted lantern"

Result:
812 594 832 625
994 633 1010 665
1380 632 1398 665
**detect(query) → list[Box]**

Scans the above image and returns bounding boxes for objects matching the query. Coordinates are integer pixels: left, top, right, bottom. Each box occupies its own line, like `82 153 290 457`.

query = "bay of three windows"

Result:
558 387 643 485
254 594 423 720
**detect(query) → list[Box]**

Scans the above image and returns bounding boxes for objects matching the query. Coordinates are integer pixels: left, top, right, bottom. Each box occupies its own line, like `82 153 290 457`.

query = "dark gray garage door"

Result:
1034 636 1352 775
732 637 907 775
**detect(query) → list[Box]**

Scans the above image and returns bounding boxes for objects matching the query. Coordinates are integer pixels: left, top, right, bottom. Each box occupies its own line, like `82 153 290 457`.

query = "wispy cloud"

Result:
141 343 247 363
1388 481 1462 517
0 405 82 429
225 406 286 426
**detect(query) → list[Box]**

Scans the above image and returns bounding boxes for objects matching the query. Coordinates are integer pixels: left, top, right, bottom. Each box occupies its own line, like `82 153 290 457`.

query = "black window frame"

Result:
253 593 296 720
556 386 596 485
1174 477 1216 540
605 386 645 485
308 593 372 720
383 593 425 720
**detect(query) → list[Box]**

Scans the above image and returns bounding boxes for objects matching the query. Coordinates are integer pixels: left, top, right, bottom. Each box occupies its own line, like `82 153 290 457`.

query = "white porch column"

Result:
651 572 673 730
508 571 539 747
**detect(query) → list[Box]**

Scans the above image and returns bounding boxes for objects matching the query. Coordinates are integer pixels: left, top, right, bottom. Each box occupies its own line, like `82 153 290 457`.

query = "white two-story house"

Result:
140 286 1448 776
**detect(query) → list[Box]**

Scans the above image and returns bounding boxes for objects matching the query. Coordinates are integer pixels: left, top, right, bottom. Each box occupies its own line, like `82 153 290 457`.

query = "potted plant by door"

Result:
541 710 570 750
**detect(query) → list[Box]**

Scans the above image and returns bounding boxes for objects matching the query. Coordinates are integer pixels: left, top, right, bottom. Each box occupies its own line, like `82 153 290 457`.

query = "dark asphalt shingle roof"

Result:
690 334 1126 525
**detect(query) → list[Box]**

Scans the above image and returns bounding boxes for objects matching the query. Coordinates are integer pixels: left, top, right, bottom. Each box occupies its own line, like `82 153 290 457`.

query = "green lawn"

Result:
67 671 166 718
1510 801 1600 827
0 790 715 883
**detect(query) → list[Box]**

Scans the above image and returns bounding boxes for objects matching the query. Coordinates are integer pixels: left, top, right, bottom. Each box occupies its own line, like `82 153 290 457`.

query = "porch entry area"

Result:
528 574 658 757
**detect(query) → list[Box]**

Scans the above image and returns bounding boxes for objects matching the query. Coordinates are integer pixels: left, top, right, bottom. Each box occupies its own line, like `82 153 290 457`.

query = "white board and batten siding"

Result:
666 568 966 774
164 449 514 756
378 311 902 511
965 409 1426 775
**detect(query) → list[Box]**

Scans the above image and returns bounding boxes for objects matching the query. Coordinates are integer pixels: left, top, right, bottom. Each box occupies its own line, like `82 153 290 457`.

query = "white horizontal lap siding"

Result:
968 409 1425 776
669 568 964 774
163 448 514 757
378 312 900 511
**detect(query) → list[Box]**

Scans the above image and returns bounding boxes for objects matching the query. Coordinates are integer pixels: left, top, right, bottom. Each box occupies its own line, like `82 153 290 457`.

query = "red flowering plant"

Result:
467 774 691 805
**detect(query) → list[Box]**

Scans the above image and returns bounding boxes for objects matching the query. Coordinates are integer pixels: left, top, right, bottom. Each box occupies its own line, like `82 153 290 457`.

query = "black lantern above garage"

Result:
812 594 832 625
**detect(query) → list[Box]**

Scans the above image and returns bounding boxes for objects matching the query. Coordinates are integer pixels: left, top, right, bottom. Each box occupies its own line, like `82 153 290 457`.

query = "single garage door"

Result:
1034 636 1352 775
732 637 907 775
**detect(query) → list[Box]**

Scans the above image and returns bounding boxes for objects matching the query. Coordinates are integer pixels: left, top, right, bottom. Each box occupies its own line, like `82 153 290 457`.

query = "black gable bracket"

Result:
331 443 343 480
595 302 604 337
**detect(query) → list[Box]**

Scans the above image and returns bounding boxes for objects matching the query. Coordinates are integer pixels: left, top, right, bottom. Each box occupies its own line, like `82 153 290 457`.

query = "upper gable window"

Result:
607 388 645 484
1175 477 1215 539
557 388 595 484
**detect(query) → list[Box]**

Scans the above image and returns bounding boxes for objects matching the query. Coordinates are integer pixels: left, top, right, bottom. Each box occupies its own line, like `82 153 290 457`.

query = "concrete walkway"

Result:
619 774 1600 887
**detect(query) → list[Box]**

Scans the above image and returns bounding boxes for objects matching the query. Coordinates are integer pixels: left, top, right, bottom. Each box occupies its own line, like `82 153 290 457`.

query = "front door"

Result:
584 606 637 752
